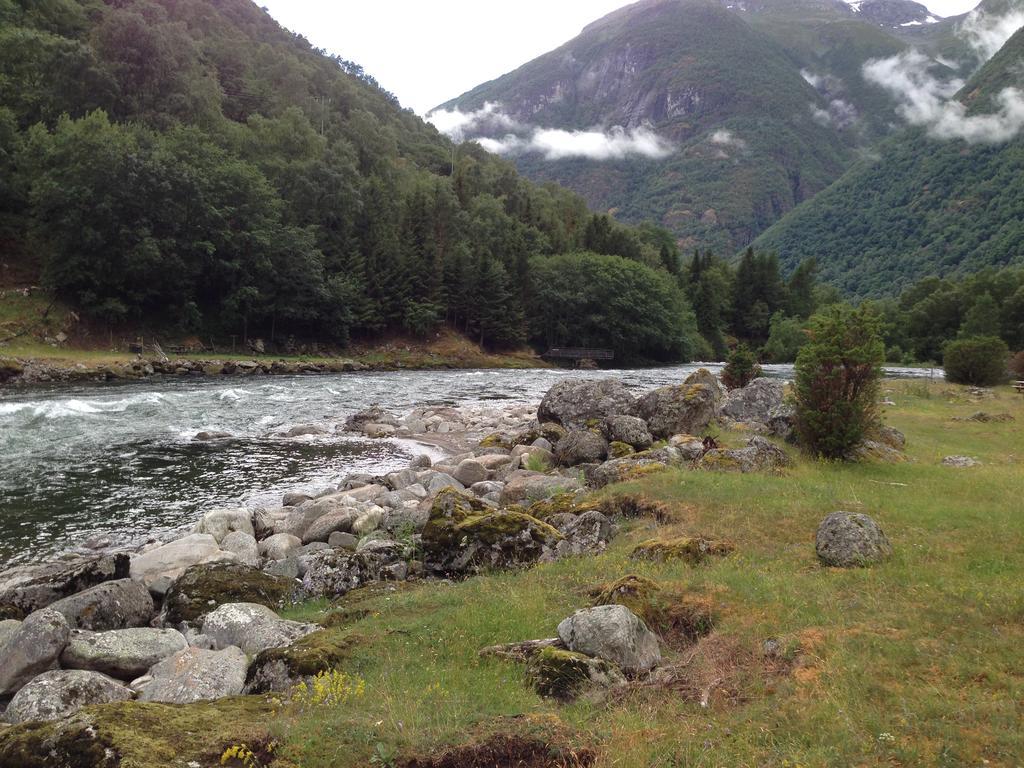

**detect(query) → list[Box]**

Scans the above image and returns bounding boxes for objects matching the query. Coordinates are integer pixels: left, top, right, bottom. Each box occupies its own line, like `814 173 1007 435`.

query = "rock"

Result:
529 646 626 701
129 534 236 595
0 554 130 620
544 511 614 560
353 508 384 536
161 562 300 627
849 439 907 463
421 472 464 495
327 531 358 550
815 512 892 568
554 430 609 467
721 378 784 424
538 378 637 429
0 618 20 648
302 543 408 597
942 455 981 468
0 608 70 696
281 424 325 438
60 628 187 680
602 415 653 450
345 406 399 431
4 670 132 724
282 492 312 507
385 468 419 490
453 459 489 487
631 536 733 564
586 447 683 489
410 454 432 469
220 531 259 567
194 430 232 441
274 499 336 540
301 508 359 544
469 480 505 497
636 369 723 439
499 471 583 505
200 603 317 656
422 489 562 575
698 436 792 473
260 532 303 561
193 508 254 543
363 423 397 438
46 579 154 631
766 404 797 441
134 646 248 704
244 629 355 694
557 604 661 675
345 484 388 502
263 557 299 580
253 507 289 539
875 425 906 450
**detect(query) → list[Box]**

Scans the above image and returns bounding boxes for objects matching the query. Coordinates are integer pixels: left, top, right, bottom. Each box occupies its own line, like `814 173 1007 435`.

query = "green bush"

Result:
794 304 884 459
943 337 1009 387
721 344 762 389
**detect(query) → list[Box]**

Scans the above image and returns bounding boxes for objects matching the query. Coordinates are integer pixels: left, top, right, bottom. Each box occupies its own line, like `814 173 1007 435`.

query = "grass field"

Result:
260 380 1023 767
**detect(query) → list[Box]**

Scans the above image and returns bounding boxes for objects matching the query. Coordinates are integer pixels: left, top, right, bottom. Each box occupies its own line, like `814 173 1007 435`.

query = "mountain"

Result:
752 24 1024 297
436 0 956 253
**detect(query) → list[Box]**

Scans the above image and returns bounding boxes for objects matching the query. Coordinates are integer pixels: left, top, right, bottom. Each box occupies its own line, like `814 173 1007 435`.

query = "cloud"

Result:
479 125 673 160
863 50 1024 143
426 102 521 142
960 8 1024 60
429 102 673 160
810 99 858 128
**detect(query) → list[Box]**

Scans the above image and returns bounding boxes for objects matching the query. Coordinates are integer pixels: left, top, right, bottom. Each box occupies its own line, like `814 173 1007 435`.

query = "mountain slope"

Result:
752 25 1024 297
437 0 945 253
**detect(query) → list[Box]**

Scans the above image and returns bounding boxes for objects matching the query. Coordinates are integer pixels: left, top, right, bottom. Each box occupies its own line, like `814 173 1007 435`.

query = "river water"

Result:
0 363 938 566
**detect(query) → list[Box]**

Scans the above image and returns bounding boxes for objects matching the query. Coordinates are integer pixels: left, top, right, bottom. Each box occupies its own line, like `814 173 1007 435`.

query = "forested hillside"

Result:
753 25 1024 297
0 0 700 362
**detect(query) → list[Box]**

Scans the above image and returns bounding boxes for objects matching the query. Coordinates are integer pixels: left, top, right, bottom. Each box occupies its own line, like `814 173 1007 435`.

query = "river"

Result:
0 363 939 566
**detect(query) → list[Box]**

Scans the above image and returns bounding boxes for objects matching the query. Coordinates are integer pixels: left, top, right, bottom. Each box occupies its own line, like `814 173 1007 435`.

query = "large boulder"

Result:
160 562 301 627
245 629 356 694
636 369 723 439
193 508 254 543
301 542 409 598
0 618 20 648
538 379 637 430
200 603 317 656
499 471 583 506
46 578 154 631
603 415 653 451
544 511 614 560
721 378 784 424
0 608 70 696
59 628 187 680
220 531 259 567
557 604 661 675
259 532 302 561
586 446 689 489
815 512 893 568
554 430 609 467
422 489 562 575
300 508 359 545
4 670 132 724
453 459 489 487
529 646 626 701
0 554 130 620
134 646 248 704
697 436 792 473
129 534 236 595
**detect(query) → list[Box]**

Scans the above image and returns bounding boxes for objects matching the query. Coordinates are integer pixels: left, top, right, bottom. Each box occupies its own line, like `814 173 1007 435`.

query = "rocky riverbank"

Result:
0 369 906 748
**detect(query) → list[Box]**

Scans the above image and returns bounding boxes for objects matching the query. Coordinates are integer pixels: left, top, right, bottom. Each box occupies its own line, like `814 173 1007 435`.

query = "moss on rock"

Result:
479 432 513 450
529 647 622 701
591 575 715 646
162 561 301 626
246 628 362 692
0 697 284 768
526 493 599 521
631 536 733 565
608 441 635 459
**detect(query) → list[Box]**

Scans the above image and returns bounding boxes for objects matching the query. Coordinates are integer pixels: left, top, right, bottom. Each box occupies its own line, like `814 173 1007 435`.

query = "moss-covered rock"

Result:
0 697 284 768
0 358 24 383
479 432 513 450
631 536 733 564
422 489 563 574
608 441 635 459
245 628 361 693
161 562 301 626
525 493 599 521
529 646 624 701
597 494 674 523
592 575 715 646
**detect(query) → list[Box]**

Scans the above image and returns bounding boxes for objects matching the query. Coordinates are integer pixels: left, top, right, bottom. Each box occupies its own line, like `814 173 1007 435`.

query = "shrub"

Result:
721 344 762 389
794 304 884 459
943 336 1009 386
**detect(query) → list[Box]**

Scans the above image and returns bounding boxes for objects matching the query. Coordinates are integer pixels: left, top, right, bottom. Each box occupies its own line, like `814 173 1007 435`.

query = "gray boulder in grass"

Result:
815 511 892 567
557 604 661 675
4 669 132 723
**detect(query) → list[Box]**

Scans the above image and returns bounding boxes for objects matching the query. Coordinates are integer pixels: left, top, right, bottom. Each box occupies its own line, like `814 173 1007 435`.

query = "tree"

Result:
786 258 818 319
762 312 807 363
721 344 762 389
958 293 1001 338
943 337 1009 386
794 304 885 459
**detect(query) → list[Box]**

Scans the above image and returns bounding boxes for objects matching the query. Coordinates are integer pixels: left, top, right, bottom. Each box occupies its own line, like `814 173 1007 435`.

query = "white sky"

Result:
258 0 984 115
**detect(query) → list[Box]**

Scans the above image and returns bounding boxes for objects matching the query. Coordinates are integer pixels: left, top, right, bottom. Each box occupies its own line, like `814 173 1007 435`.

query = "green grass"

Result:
263 380 1024 767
